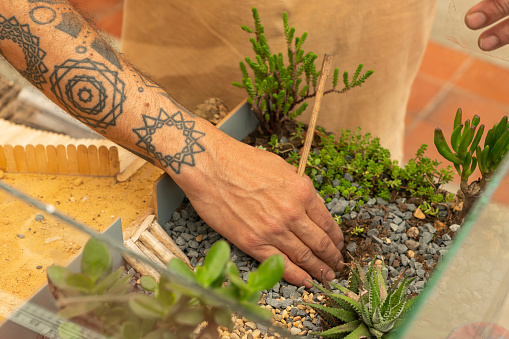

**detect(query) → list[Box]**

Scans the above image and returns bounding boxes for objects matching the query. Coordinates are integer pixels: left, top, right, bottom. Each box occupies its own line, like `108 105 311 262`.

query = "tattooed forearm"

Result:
133 108 205 174
50 58 126 130
0 1 208 175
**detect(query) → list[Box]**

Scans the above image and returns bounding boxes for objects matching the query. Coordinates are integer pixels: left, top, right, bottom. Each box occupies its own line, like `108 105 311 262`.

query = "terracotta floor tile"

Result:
406 74 444 125
425 89 509 135
455 58 509 106
418 41 470 82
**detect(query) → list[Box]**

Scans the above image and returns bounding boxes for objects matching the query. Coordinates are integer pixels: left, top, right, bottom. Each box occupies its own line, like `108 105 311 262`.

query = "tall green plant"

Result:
47 239 284 339
434 108 509 218
233 8 373 135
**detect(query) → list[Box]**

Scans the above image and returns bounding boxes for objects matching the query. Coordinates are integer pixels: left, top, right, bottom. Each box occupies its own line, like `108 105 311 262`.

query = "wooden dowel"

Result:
109 146 120 176
98 145 110 176
123 239 160 281
0 146 6 171
4 145 16 173
35 144 48 174
136 241 167 269
25 144 38 173
77 145 90 175
139 230 177 265
131 214 155 242
13 145 28 173
297 54 333 176
56 145 69 174
67 144 79 175
150 221 192 268
88 145 99 176
46 145 59 174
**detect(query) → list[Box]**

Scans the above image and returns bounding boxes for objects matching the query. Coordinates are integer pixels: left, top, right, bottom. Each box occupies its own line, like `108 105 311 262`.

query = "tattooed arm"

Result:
0 0 344 287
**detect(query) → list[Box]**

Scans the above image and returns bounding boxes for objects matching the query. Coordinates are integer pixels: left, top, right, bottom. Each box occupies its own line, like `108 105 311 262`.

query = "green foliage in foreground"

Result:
47 239 284 339
304 257 417 339
233 7 373 135
287 127 454 208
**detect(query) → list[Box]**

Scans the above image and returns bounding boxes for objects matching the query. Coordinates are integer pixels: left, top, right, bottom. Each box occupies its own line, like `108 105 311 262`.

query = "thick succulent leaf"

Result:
372 305 385 325
106 273 133 295
375 266 388 300
343 322 372 339
329 282 360 302
388 298 407 321
302 303 357 323
369 327 385 339
174 308 206 326
66 274 94 293
120 321 140 339
129 294 165 320
373 318 396 333
347 270 359 294
47 266 72 291
308 280 359 312
93 266 125 295
57 302 101 319
359 291 373 327
315 320 362 338
247 254 284 291
81 238 112 283
140 275 158 292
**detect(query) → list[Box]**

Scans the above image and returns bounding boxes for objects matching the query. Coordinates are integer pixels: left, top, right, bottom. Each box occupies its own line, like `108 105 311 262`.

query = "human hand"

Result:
465 0 509 51
175 126 344 287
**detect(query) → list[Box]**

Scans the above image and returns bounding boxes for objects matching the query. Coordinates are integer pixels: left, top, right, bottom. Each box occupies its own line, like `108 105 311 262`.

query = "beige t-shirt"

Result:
122 1 438 161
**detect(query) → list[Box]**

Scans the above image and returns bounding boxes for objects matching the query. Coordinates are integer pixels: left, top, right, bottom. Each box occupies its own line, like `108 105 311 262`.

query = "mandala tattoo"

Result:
133 109 205 174
0 15 48 89
50 58 126 129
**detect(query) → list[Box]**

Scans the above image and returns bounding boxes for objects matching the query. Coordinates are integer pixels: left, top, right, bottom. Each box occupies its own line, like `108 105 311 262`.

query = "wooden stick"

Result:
35 144 48 174
98 145 110 176
56 145 69 174
0 146 6 171
88 145 99 176
123 239 160 281
77 144 90 175
67 144 79 175
139 230 177 265
150 221 193 268
131 214 155 242
297 54 333 176
25 144 38 173
46 145 59 174
136 241 167 269
13 145 28 173
109 146 120 176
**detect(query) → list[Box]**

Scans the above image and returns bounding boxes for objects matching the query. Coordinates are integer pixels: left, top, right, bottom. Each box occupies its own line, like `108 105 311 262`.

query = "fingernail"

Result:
480 36 499 51
326 270 335 281
466 12 486 29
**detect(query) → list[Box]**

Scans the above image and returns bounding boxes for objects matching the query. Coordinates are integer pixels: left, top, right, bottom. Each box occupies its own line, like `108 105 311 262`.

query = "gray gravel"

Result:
163 195 459 336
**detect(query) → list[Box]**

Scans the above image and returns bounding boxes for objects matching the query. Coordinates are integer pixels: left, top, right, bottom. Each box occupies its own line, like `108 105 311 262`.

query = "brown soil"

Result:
0 164 163 321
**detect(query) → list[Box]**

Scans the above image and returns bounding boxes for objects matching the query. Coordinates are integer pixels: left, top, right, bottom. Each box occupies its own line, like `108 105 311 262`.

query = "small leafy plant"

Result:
287 128 454 209
47 239 284 339
350 226 364 236
434 108 509 218
418 201 439 217
233 8 373 135
304 256 417 338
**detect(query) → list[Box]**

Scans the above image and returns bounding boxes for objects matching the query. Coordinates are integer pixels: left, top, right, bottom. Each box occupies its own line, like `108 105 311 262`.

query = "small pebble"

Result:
0 170 5 179
35 214 44 221
17 234 25 239
36 265 43 269
73 178 83 186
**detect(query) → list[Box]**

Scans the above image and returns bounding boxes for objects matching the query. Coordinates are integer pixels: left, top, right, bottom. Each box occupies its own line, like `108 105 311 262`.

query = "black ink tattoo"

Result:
76 46 87 54
55 12 83 38
28 0 67 4
30 6 57 25
133 108 205 174
50 58 126 129
91 37 122 70
0 15 48 89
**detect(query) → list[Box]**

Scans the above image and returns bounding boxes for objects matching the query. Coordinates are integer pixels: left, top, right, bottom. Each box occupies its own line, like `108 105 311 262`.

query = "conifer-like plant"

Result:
233 8 373 135
304 256 417 339
434 108 509 219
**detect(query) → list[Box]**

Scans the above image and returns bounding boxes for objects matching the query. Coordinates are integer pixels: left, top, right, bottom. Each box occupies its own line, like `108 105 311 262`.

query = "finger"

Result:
466 0 509 30
477 17 509 50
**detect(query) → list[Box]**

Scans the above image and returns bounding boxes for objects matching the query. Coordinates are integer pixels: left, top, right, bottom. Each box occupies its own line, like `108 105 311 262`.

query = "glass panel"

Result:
396 153 509 338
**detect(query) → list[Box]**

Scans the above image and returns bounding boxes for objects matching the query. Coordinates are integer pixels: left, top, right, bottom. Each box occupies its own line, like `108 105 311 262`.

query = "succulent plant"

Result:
47 239 284 339
233 7 373 135
304 256 417 339
434 108 509 218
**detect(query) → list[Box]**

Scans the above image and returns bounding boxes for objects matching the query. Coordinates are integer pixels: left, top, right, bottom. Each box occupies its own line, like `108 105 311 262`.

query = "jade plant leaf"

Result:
140 275 158 292
58 301 101 319
81 237 112 283
66 273 94 293
93 266 125 294
47 265 72 290
129 294 166 320
167 258 195 283
247 254 284 291
120 321 140 339
173 308 206 326
195 240 230 287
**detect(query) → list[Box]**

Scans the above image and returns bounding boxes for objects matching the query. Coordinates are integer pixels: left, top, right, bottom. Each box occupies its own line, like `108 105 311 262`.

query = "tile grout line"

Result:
406 57 474 136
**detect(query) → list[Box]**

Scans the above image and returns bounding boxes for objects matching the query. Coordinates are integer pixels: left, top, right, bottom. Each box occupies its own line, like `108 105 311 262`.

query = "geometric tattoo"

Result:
133 108 205 174
50 58 126 129
0 15 48 89
55 12 83 38
91 37 123 70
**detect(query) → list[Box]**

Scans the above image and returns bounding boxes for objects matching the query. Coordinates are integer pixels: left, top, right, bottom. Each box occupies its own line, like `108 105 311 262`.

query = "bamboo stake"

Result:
136 241 167 269
297 54 333 176
131 214 155 242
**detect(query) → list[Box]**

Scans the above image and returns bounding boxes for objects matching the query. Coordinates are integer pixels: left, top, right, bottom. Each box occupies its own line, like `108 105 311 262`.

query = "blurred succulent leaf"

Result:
129 294 165 320
81 238 112 283
247 254 284 291
196 240 230 287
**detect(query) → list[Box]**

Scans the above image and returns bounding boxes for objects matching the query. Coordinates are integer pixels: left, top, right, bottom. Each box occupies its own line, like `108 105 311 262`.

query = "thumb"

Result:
466 0 509 30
